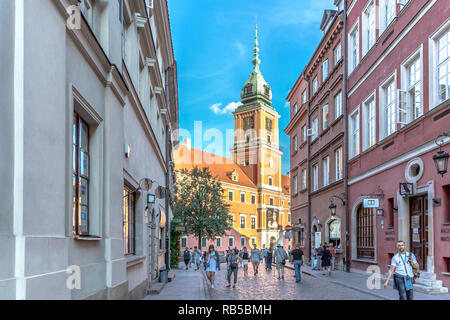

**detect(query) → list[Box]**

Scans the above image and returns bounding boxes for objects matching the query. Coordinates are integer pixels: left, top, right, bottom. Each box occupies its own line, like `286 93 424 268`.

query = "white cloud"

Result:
234 41 246 57
210 101 242 115
284 101 290 108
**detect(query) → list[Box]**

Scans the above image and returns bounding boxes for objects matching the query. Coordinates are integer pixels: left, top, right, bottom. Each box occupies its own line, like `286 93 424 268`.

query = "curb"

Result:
283 264 393 300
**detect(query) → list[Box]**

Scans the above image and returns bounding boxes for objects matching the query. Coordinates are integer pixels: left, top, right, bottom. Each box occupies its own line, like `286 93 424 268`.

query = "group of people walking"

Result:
311 242 336 275
183 243 305 289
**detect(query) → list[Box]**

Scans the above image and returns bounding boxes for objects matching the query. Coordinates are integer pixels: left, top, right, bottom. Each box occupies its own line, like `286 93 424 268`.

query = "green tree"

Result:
170 218 182 268
174 167 232 249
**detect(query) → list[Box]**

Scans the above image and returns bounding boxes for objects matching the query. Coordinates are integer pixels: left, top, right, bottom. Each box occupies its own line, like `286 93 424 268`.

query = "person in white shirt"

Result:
384 240 419 300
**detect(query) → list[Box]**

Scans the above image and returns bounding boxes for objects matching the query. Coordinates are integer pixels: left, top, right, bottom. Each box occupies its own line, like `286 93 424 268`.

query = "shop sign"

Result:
363 198 379 208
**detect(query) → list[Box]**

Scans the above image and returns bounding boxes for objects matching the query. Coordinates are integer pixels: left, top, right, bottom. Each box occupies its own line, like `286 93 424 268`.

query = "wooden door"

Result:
410 196 428 270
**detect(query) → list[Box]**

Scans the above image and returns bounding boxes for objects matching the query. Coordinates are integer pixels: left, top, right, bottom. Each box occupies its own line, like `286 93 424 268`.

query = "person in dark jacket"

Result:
316 245 324 271
321 244 332 276
265 248 273 270
183 249 191 270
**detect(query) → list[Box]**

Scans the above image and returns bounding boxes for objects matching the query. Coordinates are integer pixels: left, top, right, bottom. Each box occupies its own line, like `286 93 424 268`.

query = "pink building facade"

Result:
346 0 450 292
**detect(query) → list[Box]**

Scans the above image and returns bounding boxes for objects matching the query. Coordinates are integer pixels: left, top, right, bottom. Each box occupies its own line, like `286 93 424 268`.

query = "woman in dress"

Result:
206 244 219 288
239 247 249 276
321 244 332 276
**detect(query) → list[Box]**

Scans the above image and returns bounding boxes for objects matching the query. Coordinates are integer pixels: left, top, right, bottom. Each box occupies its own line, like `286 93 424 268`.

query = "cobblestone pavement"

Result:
202 265 380 300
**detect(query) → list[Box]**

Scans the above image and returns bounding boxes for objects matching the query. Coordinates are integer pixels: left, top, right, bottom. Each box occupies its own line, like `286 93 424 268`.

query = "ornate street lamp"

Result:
433 131 450 177
329 202 337 220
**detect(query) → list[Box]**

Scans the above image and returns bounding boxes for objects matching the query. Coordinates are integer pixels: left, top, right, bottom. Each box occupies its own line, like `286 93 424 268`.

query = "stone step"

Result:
415 278 443 287
147 282 166 294
419 271 437 281
414 283 449 294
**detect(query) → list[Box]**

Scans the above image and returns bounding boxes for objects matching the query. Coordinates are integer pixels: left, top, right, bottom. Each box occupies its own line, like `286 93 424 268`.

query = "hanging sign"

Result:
363 198 379 208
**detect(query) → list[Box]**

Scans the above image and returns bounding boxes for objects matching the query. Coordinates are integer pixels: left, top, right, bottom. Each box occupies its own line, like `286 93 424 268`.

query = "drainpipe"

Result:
305 74 312 263
343 0 350 273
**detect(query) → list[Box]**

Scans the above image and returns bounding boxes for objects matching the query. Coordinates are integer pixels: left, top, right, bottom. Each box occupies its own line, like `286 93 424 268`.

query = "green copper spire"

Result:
239 24 273 108
252 24 261 72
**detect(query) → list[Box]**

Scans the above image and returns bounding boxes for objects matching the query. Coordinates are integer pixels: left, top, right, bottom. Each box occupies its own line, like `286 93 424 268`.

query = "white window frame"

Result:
302 125 307 142
313 76 318 94
429 21 450 109
379 71 398 139
349 20 360 74
239 214 246 229
362 91 377 151
313 164 319 192
362 0 376 57
293 175 298 194
228 190 234 201
216 237 222 248
228 236 234 248
400 46 423 124
323 156 330 187
251 237 256 246
240 192 246 203
302 90 307 104
322 104 329 130
294 135 298 151
201 237 207 248
334 43 342 66
251 215 257 230
294 103 298 114
251 193 256 204
335 91 343 119
268 176 273 186
323 59 329 81
302 169 307 190
311 117 318 140
240 236 246 247
269 197 274 206
335 147 343 181
349 107 360 159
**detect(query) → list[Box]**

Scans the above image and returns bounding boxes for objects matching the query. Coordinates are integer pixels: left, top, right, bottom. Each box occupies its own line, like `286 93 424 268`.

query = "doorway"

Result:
409 195 428 270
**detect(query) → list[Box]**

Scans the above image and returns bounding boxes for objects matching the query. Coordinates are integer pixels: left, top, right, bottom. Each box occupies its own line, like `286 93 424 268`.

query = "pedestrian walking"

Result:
316 245 323 271
274 244 288 280
329 243 336 271
226 249 241 288
384 240 420 300
266 248 273 270
321 244 332 276
263 248 268 269
193 246 202 271
183 248 191 270
205 245 219 289
188 248 194 268
311 246 317 270
239 247 249 276
250 244 262 276
290 244 304 283
202 251 208 270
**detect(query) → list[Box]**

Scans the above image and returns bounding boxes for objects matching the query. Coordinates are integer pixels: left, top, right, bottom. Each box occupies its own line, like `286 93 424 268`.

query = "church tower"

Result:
231 25 284 249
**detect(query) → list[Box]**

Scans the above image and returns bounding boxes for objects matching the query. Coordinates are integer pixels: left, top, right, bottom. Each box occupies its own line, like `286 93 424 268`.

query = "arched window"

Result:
356 206 375 260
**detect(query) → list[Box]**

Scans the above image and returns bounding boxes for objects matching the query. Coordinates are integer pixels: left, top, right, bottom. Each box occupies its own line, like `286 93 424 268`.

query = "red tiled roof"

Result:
174 145 257 188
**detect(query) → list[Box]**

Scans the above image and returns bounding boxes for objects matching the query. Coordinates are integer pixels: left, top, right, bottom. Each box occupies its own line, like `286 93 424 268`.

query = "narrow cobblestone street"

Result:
145 262 450 300
202 265 380 300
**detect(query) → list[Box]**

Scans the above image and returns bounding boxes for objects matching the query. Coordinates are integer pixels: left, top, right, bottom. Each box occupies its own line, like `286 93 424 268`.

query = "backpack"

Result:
183 251 191 260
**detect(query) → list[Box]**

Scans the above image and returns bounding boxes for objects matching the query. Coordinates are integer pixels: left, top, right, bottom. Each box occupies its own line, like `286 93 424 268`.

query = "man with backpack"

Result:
183 248 191 270
316 244 324 271
384 240 420 300
274 244 288 280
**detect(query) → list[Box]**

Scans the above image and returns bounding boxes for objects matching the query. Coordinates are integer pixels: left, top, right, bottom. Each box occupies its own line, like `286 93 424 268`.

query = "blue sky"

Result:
168 0 336 174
